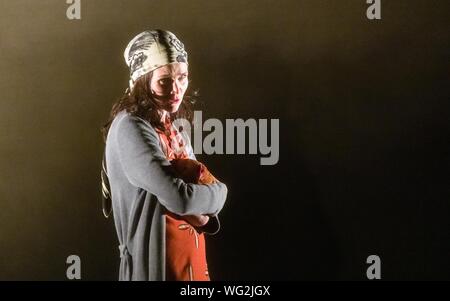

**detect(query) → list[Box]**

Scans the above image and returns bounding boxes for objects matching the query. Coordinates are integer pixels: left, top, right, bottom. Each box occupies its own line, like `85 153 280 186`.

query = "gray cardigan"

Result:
105 110 228 281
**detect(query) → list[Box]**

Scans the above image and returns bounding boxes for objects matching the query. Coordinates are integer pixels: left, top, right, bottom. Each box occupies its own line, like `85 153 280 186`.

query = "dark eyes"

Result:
158 78 172 86
157 74 188 86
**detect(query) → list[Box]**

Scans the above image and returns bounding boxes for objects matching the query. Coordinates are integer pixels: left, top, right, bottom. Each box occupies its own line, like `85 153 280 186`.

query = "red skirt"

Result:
165 211 210 281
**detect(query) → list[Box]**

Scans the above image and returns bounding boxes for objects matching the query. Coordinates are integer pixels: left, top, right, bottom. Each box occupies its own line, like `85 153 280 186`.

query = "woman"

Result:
101 30 228 281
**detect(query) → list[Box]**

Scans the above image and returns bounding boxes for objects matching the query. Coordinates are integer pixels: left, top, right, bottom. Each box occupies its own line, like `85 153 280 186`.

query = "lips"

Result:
169 98 181 104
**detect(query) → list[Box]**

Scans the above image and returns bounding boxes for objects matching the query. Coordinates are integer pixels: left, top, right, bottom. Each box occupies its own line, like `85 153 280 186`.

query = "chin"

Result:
168 104 182 113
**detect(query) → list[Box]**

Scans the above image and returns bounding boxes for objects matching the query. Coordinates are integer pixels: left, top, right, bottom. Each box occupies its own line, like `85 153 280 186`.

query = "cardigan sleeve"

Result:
179 127 223 235
113 113 228 216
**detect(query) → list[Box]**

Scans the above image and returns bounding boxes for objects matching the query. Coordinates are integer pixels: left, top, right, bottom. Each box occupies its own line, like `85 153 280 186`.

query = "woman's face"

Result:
150 62 189 113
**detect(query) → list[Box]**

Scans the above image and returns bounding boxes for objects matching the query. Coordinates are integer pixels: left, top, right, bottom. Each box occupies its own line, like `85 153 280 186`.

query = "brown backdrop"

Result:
0 0 449 280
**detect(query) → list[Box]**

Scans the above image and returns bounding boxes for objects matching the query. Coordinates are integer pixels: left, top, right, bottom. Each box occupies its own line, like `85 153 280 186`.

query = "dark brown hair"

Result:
101 71 197 142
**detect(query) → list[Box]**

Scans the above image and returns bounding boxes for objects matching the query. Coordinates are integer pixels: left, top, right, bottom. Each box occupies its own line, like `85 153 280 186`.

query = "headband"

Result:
124 29 188 92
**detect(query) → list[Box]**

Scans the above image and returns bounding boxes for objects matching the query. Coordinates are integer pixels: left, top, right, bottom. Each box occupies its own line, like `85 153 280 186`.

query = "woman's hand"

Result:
170 159 218 185
184 214 210 227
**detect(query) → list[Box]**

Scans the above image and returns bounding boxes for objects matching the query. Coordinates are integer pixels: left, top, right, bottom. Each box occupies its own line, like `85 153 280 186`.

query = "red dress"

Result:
157 120 210 281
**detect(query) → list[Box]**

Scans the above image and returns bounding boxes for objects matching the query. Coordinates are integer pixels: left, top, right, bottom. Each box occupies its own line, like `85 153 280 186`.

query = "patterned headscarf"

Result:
124 29 188 92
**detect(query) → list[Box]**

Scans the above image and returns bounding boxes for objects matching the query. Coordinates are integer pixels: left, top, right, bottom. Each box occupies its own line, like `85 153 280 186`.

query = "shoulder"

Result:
109 110 159 142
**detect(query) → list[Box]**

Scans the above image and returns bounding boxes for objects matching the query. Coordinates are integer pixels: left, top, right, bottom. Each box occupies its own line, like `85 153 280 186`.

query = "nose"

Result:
170 79 181 96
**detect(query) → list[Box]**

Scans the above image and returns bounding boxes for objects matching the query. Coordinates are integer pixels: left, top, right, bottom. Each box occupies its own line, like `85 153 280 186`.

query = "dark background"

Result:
0 0 449 280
